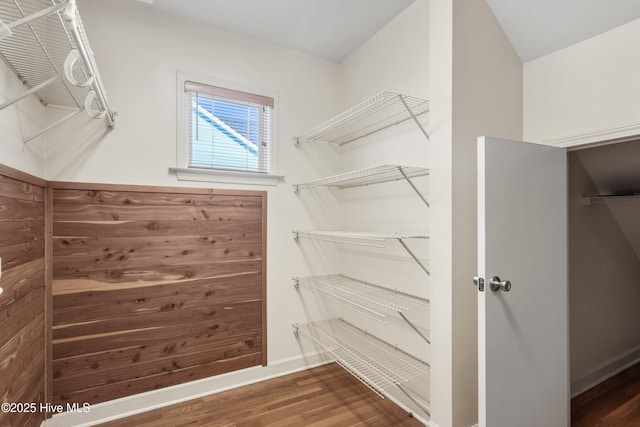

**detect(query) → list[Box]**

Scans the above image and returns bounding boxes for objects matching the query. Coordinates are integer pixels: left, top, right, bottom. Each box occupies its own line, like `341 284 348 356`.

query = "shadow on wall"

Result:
44 106 112 180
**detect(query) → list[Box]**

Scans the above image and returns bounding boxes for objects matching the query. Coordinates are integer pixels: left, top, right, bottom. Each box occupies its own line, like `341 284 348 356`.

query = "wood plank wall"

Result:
51 182 267 405
0 165 46 427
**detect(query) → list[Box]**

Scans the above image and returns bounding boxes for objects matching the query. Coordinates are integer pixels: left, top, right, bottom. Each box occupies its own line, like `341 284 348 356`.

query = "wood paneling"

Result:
51 182 267 405
96 363 423 427
0 164 46 427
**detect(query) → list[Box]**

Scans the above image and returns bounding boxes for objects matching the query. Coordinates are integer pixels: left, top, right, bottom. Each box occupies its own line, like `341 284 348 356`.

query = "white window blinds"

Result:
185 81 273 173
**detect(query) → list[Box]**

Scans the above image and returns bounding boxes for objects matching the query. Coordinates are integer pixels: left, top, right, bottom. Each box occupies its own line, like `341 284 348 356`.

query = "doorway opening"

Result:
568 139 640 426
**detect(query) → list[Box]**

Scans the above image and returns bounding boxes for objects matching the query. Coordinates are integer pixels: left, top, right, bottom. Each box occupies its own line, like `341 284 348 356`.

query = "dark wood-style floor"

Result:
572 363 640 426
88 359 640 426
97 363 424 427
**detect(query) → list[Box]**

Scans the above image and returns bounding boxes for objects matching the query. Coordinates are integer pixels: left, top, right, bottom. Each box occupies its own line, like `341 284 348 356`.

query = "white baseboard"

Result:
426 420 478 427
43 353 330 427
384 392 429 426
571 344 640 398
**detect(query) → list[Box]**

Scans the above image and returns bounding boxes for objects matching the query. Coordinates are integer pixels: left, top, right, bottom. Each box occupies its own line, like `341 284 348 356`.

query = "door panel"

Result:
478 136 568 427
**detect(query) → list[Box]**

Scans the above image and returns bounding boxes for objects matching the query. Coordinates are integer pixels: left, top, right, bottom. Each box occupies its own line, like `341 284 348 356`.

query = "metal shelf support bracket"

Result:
399 94 430 141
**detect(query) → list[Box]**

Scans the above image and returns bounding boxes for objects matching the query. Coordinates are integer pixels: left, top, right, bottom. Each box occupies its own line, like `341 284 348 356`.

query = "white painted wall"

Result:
337 0 431 418
0 59 46 177
524 18 640 143
40 1 344 422
568 150 640 396
339 0 430 303
430 1 522 426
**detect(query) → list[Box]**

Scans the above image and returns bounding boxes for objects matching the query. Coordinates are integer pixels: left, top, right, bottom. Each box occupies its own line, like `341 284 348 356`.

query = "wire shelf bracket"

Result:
292 318 430 404
293 230 430 275
294 164 430 208
295 92 429 146
293 274 430 344
0 0 115 144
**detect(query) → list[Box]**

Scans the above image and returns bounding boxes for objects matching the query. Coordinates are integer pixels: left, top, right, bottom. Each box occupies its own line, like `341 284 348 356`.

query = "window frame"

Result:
174 72 282 186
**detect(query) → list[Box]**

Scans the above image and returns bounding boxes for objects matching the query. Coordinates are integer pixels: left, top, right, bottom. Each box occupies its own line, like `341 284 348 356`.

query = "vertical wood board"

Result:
0 164 46 427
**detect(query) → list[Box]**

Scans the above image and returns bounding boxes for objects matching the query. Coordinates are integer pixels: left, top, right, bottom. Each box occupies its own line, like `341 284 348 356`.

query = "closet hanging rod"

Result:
582 194 640 205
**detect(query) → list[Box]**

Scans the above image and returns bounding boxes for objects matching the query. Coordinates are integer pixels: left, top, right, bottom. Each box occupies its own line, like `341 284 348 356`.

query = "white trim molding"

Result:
169 166 284 186
426 422 477 427
543 119 640 149
175 71 280 178
571 344 640 398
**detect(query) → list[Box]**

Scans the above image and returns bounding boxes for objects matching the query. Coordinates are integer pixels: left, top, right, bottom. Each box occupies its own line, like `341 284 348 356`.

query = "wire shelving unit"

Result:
295 92 429 146
294 274 430 343
293 318 430 404
0 0 115 143
294 274 429 321
292 90 431 419
293 230 429 275
294 164 430 207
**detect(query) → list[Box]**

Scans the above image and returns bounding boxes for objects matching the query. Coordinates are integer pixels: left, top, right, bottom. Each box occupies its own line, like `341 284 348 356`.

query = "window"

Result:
183 80 274 174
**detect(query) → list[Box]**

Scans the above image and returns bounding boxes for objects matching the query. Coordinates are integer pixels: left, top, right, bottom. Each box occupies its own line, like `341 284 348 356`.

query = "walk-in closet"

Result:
2 0 640 426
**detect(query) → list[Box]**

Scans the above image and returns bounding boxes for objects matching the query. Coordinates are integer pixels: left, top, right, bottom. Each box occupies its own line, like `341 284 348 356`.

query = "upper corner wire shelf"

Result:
292 230 430 275
0 0 115 143
295 92 429 146
293 164 430 207
293 318 430 400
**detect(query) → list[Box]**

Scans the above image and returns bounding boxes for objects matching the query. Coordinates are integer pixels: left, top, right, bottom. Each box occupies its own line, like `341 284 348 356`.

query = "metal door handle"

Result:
490 276 511 292
473 276 484 292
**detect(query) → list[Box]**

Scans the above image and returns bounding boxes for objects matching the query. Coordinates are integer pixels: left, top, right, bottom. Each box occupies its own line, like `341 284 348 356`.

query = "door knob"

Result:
473 276 484 292
490 276 511 292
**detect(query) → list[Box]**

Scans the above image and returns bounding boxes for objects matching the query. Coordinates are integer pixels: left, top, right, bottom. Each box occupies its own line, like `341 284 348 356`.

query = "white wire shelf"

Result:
295 92 429 146
293 164 430 207
293 230 430 275
0 0 115 143
293 230 427 247
294 274 429 324
293 318 430 399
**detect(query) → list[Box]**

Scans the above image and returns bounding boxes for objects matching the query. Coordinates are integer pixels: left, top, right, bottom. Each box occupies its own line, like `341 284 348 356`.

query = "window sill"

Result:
169 167 284 186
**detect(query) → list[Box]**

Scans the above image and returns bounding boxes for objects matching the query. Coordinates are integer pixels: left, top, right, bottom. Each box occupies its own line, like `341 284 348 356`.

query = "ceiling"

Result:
130 0 640 64
129 0 414 63
486 0 640 62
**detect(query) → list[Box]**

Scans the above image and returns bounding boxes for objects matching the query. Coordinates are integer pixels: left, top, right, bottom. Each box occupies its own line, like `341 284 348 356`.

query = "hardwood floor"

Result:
97 363 424 427
572 363 640 426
